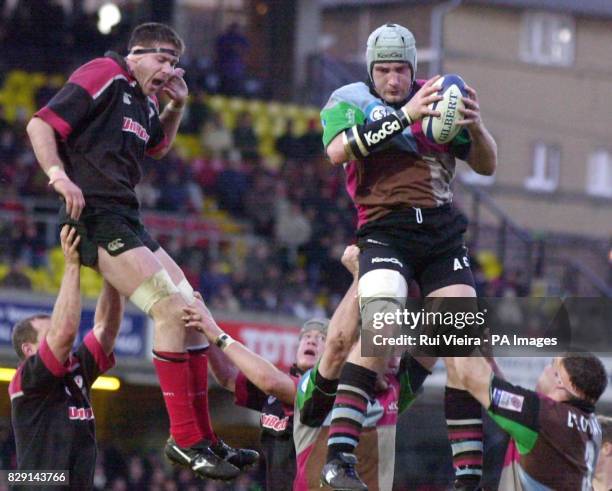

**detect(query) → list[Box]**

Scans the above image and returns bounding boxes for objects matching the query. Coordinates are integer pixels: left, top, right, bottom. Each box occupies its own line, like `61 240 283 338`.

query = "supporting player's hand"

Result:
341 245 360 278
182 304 222 340
60 225 81 265
53 178 85 220
457 85 482 131
163 67 188 107
401 75 443 122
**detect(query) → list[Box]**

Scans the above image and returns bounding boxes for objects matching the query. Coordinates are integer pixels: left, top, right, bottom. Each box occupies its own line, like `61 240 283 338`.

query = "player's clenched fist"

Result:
341 245 360 277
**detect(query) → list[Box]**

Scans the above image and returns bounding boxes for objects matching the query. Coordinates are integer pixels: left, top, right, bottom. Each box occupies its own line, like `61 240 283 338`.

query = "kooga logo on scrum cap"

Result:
377 50 402 59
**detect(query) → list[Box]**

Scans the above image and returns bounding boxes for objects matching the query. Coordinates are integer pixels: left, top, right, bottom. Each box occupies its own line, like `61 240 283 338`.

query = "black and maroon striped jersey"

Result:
35 52 168 209
9 332 115 490
488 376 601 490
234 366 301 491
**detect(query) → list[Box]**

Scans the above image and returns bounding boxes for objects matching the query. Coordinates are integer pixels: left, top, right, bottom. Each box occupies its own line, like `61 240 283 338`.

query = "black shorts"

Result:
59 204 160 267
357 204 474 297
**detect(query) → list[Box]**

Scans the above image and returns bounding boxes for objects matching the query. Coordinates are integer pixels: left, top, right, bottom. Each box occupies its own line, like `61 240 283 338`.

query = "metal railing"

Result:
456 180 612 297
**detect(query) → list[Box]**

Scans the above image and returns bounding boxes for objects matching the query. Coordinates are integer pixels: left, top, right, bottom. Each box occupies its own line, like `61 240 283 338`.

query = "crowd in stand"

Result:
0 76 529 317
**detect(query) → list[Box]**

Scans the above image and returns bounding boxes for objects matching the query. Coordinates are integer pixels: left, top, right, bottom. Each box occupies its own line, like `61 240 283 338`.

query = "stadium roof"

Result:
319 0 612 18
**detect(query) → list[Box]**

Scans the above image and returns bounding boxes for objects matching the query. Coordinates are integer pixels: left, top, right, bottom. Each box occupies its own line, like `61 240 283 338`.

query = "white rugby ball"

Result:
422 74 467 144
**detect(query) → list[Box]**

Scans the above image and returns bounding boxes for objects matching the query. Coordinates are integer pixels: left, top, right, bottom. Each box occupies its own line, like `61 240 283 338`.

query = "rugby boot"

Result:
210 439 260 471
164 437 240 480
320 452 368 491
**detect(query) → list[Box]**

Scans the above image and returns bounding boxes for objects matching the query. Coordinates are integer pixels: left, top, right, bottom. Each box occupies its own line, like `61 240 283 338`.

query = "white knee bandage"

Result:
359 269 408 332
358 269 408 300
130 269 179 315
177 278 196 305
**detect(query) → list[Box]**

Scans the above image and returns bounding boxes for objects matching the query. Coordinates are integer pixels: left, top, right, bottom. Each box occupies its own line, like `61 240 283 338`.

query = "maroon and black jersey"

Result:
9 332 115 490
35 52 168 209
234 366 301 491
488 376 601 490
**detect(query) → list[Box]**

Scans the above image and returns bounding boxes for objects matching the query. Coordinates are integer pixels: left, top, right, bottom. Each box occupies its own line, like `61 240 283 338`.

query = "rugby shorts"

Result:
59 204 160 267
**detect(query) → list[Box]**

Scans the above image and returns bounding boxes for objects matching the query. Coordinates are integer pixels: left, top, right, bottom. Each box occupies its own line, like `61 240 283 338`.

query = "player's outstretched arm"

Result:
92 280 125 356
457 85 497 176
183 303 297 405
318 245 361 380
46 226 82 364
446 356 493 408
26 118 85 220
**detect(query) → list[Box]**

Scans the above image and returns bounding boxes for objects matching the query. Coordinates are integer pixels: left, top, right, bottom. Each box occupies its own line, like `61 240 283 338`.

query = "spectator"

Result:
275 120 302 161
215 22 249 96
215 151 249 216
297 118 323 159
233 112 259 161
201 113 233 159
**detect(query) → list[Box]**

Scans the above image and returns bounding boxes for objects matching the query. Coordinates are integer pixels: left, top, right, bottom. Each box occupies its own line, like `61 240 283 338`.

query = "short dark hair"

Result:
128 22 185 55
12 314 49 360
561 352 608 404
598 415 612 444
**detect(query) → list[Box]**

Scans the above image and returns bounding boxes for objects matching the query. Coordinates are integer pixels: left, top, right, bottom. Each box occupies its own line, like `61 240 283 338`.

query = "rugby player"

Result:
296 342 429 491
319 23 497 489
183 246 358 490
26 22 253 479
449 354 607 489
9 226 121 490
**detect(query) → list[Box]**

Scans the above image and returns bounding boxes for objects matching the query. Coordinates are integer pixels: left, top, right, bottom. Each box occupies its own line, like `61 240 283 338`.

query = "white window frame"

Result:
525 142 560 192
520 11 575 66
586 150 612 198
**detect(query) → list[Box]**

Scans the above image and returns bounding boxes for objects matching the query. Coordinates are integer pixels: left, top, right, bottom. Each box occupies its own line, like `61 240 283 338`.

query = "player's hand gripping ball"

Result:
422 74 467 144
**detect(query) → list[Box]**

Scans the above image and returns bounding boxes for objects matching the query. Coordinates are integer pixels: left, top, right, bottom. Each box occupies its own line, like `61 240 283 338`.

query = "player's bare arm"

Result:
45 226 82 364
26 118 85 220
92 281 125 356
183 303 297 405
325 75 443 166
318 245 361 380
457 85 497 176
152 66 188 159
447 356 493 408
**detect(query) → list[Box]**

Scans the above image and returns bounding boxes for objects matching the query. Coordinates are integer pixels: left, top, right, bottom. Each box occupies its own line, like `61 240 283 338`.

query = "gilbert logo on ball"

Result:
422 74 467 144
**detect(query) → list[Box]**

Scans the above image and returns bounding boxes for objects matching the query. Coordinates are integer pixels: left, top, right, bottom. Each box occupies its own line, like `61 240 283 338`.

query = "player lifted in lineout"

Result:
318 23 497 490
26 22 256 480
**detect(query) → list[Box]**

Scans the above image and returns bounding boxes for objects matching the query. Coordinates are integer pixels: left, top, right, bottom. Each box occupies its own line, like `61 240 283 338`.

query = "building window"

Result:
525 142 560 192
586 150 612 198
520 11 575 66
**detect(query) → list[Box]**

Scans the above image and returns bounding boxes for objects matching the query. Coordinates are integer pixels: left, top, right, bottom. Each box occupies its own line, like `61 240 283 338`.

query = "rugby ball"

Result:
422 74 467 144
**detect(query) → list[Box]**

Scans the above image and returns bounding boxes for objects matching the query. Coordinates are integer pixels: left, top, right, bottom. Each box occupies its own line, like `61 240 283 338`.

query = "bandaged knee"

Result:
359 269 407 332
177 278 196 305
130 269 179 315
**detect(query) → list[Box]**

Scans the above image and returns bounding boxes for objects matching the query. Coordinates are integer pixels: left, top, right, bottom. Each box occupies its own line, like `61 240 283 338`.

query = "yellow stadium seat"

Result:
81 268 103 298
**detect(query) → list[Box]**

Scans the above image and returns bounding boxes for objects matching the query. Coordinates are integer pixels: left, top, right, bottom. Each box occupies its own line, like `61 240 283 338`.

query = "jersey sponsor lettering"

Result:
122 117 150 143
260 413 290 432
68 406 94 421
364 119 401 146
